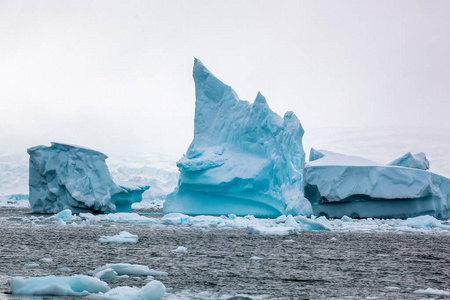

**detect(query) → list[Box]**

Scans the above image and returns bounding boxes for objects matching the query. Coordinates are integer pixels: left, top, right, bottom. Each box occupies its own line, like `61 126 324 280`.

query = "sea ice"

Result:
8 275 109 296
164 58 311 217
304 149 450 219
93 264 168 277
171 246 188 253
413 287 450 296
88 280 166 300
98 231 139 244
27 143 148 214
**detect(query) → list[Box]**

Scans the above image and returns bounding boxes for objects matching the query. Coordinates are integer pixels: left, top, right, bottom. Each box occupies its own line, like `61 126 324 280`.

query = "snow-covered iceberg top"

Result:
164 58 311 217
304 149 450 219
27 142 148 214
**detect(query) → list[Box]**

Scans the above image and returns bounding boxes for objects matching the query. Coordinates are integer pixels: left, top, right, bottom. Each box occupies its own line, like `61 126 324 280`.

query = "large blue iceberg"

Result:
164 59 312 217
304 149 450 219
27 143 148 213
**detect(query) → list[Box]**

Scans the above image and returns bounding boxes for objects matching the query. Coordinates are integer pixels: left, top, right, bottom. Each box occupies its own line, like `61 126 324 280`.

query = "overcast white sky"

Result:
1 0 449 162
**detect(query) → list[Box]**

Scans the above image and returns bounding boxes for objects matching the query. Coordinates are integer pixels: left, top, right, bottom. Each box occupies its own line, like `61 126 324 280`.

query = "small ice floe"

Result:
384 286 400 291
248 225 297 236
86 280 165 300
341 215 354 222
328 237 337 242
171 246 188 253
161 213 190 225
376 254 390 257
93 263 167 277
80 212 158 224
8 275 109 296
413 287 450 296
24 263 39 268
50 209 81 222
98 231 138 244
283 239 296 243
40 258 53 263
93 268 128 281
401 215 450 229
250 256 263 260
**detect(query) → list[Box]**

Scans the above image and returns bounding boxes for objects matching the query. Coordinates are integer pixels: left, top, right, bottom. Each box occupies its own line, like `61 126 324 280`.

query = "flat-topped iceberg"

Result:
304 149 450 219
164 59 311 217
27 143 147 213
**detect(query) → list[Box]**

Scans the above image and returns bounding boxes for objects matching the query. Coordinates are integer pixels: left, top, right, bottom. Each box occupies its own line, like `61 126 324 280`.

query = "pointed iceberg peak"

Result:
254 92 267 105
165 59 311 218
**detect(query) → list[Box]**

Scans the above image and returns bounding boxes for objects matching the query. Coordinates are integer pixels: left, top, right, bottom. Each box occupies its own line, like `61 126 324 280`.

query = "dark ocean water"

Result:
1 208 450 300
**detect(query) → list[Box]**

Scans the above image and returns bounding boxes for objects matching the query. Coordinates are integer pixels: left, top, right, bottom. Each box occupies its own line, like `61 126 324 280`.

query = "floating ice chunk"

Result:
24 263 39 268
401 215 450 229
40 258 53 263
112 182 150 213
304 149 450 219
250 256 263 260
389 152 430 170
328 237 337 242
284 215 306 231
50 209 80 221
283 239 296 243
164 58 311 218
27 143 125 213
248 225 297 235
93 264 167 277
413 287 450 296
171 246 187 253
294 215 331 231
161 213 190 225
80 213 157 224
341 215 354 222
89 280 165 300
384 286 400 291
98 231 139 244
93 268 128 281
8 275 109 296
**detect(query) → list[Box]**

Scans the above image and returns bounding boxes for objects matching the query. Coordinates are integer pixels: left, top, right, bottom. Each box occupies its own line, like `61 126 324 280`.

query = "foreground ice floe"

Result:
8 275 110 296
164 58 311 217
86 280 166 300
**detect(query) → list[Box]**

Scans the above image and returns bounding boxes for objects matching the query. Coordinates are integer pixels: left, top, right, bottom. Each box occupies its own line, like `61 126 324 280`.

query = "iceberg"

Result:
304 149 450 219
27 143 147 213
164 58 311 217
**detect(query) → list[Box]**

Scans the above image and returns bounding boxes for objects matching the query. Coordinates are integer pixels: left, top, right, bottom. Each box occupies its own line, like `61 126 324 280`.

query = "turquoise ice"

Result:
164 59 312 217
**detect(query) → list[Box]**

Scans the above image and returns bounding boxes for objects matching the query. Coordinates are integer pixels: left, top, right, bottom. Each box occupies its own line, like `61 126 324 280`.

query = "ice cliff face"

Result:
164 59 311 217
27 143 144 213
304 149 450 219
